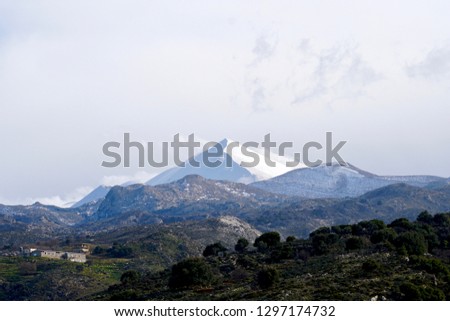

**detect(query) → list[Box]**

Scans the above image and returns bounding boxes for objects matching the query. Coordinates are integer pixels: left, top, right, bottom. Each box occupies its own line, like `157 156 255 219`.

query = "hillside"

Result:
0 216 260 300
240 184 450 237
96 211 450 301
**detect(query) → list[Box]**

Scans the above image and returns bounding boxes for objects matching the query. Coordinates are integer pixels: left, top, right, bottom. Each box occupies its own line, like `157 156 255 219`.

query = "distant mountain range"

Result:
251 162 448 198
73 161 448 207
1 174 449 245
1 137 449 247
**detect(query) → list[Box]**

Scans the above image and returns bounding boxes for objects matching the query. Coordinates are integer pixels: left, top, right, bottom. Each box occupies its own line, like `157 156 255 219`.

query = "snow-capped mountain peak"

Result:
146 138 304 186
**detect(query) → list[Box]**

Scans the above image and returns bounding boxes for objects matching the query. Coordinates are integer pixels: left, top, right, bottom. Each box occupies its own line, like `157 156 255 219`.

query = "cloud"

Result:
241 37 381 112
0 186 93 207
252 33 278 62
406 45 450 79
249 79 272 112
101 171 157 186
292 42 381 105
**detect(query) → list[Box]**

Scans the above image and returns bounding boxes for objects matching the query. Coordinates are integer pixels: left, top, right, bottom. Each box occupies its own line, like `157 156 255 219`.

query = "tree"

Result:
107 245 133 258
286 236 296 243
254 232 281 252
235 238 249 253
169 258 214 289
388 218 413 232
394 231 427 255
345 237 364 251
370 228 397 244
312 233 339 255
92 246 105 255
309 227 331 238
417 211 433 224
203 242 227 257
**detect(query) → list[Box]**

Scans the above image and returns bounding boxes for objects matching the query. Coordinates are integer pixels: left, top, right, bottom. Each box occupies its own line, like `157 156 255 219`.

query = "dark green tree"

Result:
417 211 433 224
234 238 249 253
394 231 427 255
345 237 365 251
254 232 281 252
203 242 227 257
169 258 214 289
286 236 296 243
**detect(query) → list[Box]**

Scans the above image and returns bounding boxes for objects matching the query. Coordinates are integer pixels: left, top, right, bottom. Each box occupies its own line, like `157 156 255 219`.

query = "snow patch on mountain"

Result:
146 138 304 186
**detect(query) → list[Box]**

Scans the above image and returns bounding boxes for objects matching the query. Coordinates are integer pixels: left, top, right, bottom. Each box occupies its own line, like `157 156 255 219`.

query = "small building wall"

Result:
27 249 86 263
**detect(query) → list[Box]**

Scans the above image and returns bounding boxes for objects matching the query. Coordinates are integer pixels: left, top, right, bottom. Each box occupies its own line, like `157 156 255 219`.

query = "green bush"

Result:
399 282 445 301
169 258 214 289
399 282 422 300
388 218 413 232
235 238 249 253
254 232 281 252
107 245 133 258
394 231 427 255
256 268 280 289
203 242 227 257
286 236 296 243
370 228 397 244
120 270 140 285
312 233 339 255
270 243 294 262
345 237 365 251
310 227 331 238
417 211 433 224
362 259 382 273
331 225 352 235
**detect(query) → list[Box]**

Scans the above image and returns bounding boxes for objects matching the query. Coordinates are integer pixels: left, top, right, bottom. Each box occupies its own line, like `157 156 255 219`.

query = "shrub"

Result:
286 236 296 243
256 268 280 289
345 237 364 251
417 211 433 224
388 218 413 232
270 243 294 262
203 242 227 257
169 258 214 289
362 259 381 273
309 227 331 238
254 232 281 252
120 270 140 285
399 282 445 301
353 220 386 236
331 225 352 235
110 289 139 301
399 282 422 300
394 231 427 255
370 228 397 244
312 233 339 255
92 246 105 255
234 238 249 253
107 245 133 258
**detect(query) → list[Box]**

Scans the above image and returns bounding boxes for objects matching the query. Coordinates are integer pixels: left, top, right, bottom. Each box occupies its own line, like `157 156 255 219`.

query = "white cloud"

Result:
291 42 381 105
0 186 93 207
406 45 450 79
101 171 157 186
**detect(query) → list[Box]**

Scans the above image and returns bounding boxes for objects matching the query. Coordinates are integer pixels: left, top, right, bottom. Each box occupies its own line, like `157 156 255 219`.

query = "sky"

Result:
0 0 449 206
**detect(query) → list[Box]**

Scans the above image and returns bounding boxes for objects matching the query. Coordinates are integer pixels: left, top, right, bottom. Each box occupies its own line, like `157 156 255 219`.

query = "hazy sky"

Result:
0 1 449 206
